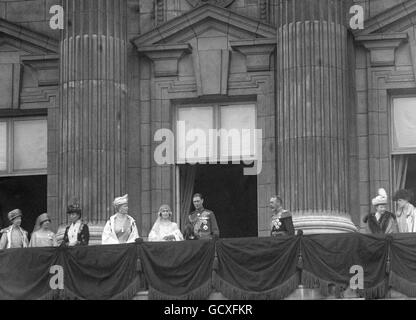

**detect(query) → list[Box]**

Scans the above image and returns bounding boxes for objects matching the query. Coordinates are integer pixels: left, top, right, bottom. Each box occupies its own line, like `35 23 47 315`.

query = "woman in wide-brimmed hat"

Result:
0 209 29 249
363 188 398 234
29 213 57 247
148 204 183 242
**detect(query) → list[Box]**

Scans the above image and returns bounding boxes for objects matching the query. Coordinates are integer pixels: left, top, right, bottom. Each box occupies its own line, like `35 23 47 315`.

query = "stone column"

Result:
276 0 357 233
57 0 128 243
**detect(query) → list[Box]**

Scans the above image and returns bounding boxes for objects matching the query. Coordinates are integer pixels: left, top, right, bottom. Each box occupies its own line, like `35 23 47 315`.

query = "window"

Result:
176 103 256 163
220 105 256 158
0 118 47 176
391 97 416 206
177 107 214 162
392 97 416 154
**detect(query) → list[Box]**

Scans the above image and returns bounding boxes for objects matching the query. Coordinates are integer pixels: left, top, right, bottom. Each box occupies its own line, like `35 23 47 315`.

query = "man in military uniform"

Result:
184 193 219 240
0 209 29 249
269 195 295 236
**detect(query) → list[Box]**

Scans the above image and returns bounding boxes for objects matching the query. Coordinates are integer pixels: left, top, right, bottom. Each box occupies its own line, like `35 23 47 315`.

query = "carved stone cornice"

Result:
356 33 408 67
138 44 192 77
230 38 276 72
131 3 276 47
21 55 59 86
186 0 235 8
0 18 58 54
353 0 416 36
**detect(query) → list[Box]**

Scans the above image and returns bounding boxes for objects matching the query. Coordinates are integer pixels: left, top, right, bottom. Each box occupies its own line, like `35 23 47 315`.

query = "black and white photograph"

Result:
0 0 415 309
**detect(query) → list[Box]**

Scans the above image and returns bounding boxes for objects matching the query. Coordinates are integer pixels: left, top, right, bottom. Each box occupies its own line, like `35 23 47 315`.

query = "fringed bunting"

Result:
300 233 389 299
139 240 215 300
148 280 213 300
213 272 299 300
214 237 300 300
363 280 388 300
301 270 346 298
389 272 416 297
38 290 61 300
388 234 416 297
4 234 416 299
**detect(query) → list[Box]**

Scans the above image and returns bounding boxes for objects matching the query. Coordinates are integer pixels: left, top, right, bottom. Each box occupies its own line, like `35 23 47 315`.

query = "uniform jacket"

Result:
185 208 219 240
270 210 295 236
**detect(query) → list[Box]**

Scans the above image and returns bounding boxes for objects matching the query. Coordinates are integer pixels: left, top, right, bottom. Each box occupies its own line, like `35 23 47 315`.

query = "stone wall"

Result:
354 1 416 232
0 0 60 40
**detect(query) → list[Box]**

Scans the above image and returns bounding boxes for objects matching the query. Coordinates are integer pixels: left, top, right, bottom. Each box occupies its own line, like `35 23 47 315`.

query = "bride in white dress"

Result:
148 204 183 242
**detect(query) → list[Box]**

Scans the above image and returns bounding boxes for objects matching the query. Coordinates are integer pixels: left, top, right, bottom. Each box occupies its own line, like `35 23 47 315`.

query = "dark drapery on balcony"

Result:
0 233 416 299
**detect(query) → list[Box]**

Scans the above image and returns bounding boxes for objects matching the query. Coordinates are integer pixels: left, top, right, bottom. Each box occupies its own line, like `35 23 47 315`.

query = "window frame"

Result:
174 101 257 164
390 95 416 155
0 116 48 177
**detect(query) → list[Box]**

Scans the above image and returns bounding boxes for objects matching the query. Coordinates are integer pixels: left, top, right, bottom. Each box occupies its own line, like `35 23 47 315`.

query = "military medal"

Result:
201 218 208 231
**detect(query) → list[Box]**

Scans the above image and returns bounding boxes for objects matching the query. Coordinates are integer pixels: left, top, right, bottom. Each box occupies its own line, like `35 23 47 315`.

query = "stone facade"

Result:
0 0 415 240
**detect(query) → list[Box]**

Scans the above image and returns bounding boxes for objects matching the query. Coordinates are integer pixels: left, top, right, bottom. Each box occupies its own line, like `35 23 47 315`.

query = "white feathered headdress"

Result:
372 188 388 206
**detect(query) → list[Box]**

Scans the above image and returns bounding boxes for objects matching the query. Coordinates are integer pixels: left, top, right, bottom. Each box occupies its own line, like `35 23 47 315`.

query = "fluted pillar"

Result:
276 0 357 233
57 0 128 243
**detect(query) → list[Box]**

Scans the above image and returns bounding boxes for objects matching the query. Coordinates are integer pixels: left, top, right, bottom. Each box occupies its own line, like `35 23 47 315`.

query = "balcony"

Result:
0 233 415 300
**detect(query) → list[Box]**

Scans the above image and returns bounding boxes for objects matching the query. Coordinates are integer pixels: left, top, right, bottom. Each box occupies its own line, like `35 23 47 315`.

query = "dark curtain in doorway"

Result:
179 165 197 231
393 155 408 192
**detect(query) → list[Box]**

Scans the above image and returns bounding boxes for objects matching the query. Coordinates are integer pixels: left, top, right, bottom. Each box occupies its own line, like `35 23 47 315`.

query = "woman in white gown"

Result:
148 204 183 242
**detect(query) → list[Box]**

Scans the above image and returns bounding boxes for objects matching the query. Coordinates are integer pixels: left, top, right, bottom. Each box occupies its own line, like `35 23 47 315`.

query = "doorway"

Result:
0 175 47 235
405 155 416 206
179 163 257 238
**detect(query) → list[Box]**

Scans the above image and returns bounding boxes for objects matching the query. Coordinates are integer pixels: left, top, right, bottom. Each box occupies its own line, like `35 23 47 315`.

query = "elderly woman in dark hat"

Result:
29 213 57 247
393 189 416 233
62 203 89 246
0 209 29 249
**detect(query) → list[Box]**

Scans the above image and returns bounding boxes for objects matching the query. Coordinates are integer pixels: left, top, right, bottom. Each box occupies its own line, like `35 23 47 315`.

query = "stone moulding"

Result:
131 3 276 48
137 44 192 77
356 33 408 67
0 18 59 54
353 0 416 36
186 0 235 8
230 38 276 72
